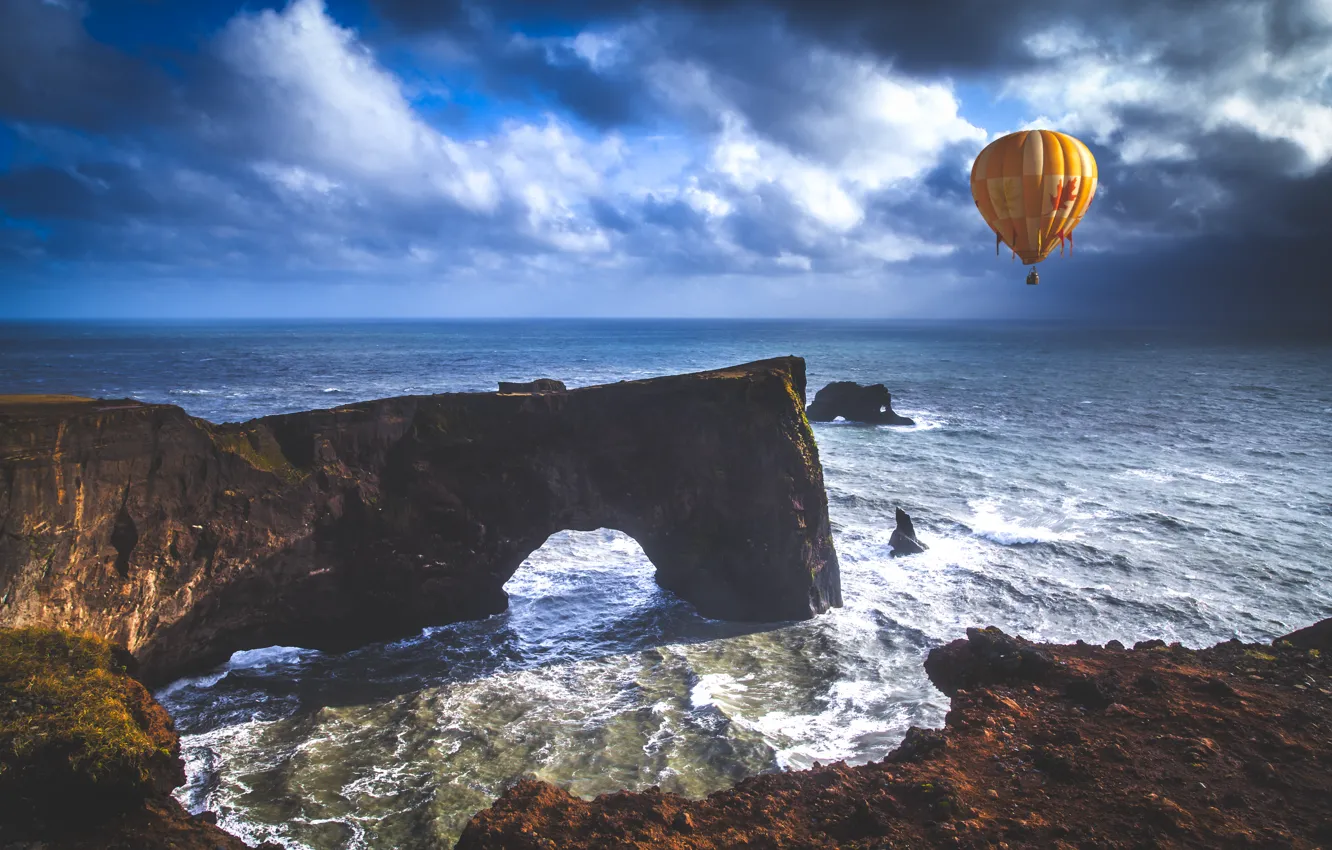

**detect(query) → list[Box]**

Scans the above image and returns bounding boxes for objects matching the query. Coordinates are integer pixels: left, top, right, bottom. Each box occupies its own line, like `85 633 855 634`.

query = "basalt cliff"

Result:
0 357 840 685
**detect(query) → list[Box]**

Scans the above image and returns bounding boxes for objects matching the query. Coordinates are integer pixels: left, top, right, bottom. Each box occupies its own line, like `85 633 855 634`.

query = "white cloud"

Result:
1008 8 1332 172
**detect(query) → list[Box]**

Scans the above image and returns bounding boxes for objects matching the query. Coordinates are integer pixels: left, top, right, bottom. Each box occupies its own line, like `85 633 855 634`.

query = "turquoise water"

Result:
4 320 1330 847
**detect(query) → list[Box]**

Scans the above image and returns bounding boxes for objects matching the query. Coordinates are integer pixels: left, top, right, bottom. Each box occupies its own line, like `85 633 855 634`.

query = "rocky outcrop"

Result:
806 382 914 425
1278 618 1332 650
498 379 567 394
888 507 928 557
456 619 1332 849
0 358 840 685
0 627 270 850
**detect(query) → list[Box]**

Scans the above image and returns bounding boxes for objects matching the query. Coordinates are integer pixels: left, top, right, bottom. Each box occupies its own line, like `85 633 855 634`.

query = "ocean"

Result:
3 319 1330 848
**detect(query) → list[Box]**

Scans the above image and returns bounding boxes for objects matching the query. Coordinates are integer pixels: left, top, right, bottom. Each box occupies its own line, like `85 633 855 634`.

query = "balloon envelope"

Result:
970 129 1098 266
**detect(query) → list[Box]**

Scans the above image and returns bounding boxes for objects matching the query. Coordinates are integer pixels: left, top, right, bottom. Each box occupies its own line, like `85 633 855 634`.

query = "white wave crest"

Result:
1122 468 1177 483
890 410 946 431
966 499 1078 545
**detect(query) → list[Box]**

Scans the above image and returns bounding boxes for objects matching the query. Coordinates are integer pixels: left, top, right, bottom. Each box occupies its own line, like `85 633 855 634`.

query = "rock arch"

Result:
0 358 841 684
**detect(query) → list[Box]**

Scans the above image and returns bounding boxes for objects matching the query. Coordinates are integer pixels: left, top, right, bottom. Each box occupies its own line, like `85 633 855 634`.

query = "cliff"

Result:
456 620 1332 849
0 358 840 685
0 627 268 849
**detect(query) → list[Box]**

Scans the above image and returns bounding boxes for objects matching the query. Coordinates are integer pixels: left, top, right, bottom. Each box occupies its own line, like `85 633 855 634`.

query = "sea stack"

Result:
889 507 928 556
806 381 914 425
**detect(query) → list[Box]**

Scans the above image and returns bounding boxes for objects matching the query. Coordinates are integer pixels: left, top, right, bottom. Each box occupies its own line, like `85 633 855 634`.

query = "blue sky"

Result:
3 0 1331 324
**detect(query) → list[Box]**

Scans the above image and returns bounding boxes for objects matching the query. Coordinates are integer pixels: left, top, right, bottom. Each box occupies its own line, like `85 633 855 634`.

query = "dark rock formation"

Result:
498 379 567 394
0 358 839 685
806 381 914 425
924 625 1056 696
1277 618 1332 650
456 618 1332 849
888 507 928 556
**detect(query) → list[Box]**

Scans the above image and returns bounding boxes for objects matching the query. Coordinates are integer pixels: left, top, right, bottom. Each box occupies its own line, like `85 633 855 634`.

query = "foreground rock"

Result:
0 627 270 850
0 358 840 685
457 618 1332 849
806 381 914 425
888 506 929 556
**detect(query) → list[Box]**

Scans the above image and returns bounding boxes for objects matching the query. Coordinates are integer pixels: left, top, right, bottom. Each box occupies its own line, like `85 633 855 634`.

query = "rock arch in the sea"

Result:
0 358 841 684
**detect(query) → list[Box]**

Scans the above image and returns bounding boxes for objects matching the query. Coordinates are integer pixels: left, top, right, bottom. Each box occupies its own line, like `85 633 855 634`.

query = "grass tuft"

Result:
0 628 179 821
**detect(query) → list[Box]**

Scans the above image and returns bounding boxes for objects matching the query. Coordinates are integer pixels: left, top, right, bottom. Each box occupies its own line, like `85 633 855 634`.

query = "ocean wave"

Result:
168 388 215 396
965 499 1080 546
156 646 317 700
1179 467 1246 485
889 410 946 431
1121 468 1177 483
321 387 346 393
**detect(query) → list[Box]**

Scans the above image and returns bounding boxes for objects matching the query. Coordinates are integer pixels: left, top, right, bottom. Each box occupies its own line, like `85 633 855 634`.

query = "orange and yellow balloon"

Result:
970 129 1097 266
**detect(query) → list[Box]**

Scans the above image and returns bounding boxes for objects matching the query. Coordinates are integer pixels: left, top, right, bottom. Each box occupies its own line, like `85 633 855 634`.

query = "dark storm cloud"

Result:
0 0 178 132
374 0 1330 74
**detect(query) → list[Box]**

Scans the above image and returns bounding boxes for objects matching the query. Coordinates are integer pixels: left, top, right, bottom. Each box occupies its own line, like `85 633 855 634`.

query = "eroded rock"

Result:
889 507 928 556
806 381 914 425
0 358 840 685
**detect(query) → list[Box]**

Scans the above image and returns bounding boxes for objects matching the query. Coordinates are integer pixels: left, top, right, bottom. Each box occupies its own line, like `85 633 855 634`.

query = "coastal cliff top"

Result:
0 356 805 425
457 623 1332 849
0 395 143 418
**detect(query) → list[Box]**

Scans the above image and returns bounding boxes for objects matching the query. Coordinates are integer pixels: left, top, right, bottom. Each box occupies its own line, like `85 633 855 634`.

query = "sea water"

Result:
3 320 1330 848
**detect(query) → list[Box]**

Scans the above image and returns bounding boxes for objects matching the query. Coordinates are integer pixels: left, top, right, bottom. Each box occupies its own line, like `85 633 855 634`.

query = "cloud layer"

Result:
2 0 1330 323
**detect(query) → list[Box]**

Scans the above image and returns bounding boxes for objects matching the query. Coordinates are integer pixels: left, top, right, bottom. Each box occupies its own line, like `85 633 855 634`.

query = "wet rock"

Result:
1105 640 1125 651
889 507 929 557
806 381 914 425
1134 639 1167 651
497 379 567 394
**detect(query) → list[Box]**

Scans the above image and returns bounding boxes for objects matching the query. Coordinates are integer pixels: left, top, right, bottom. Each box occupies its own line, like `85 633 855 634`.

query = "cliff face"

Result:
0 358 840 685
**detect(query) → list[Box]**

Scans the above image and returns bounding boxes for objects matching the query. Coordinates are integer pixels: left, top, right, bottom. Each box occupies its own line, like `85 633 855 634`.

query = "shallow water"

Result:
4 320 1330 848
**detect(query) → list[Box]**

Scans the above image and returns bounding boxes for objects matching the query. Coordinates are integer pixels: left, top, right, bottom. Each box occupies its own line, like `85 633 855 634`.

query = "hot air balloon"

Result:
970 129 1097 284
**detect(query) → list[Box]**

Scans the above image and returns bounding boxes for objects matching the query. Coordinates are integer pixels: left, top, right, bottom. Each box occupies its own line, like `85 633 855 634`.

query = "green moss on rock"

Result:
0 628 182 824
210 425 305 482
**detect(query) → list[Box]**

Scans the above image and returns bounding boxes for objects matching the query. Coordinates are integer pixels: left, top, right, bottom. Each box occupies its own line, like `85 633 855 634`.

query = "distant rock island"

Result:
806 381 914 425
0 358 840 686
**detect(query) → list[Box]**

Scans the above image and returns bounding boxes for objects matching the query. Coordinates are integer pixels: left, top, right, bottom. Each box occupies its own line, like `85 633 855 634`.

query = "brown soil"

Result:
456 623 1332 849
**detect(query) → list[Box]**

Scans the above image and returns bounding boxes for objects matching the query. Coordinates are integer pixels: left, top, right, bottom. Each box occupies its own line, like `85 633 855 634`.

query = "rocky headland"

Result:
0 358 840 686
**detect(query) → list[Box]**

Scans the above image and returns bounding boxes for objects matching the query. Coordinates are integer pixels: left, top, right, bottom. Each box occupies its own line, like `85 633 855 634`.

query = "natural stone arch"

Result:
0 358 841 685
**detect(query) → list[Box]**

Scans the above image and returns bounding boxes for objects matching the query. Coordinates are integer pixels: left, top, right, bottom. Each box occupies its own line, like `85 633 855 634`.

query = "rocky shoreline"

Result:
6 618 1329 849
456 620 1332 849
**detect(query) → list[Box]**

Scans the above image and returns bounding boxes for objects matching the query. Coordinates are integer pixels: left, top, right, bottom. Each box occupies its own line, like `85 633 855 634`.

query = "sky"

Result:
2 0 1331 324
